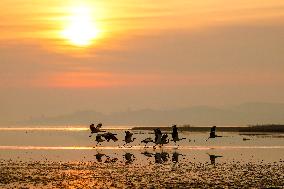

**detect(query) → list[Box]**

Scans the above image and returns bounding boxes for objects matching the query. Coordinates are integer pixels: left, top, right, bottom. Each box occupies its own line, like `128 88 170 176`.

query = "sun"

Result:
62 6 101 47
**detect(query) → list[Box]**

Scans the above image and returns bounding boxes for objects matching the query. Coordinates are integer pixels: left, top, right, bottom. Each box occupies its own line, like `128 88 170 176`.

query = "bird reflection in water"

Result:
172 152 184 163
155 152 169 164
207 153 223 164
94 152 105 162
104 156 118 163
141 151 153 158
124 152 135 164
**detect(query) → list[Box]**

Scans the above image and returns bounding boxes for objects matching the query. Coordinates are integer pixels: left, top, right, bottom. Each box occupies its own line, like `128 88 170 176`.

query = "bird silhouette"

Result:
123 131 136 146
206 126 222 141
153 129 169 148
141 137 154 147
154 128 162 144
171 125 186 144
101 132 118 142
161 134 169 145
95 134 105 145
89 123 105 137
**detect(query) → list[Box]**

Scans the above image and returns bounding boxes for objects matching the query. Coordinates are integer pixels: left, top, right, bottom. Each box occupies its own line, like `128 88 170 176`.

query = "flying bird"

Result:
161 134 170 145
153 129 169 148
123 131 136 146
141 137 154 147
95 134 105 145
89 123 105 137
171 125 186 143
206 126 222 141
154 128 162 144
101 132 118 142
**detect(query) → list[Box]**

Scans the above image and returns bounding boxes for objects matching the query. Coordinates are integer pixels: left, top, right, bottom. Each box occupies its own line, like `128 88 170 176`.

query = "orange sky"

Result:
0 0 284 122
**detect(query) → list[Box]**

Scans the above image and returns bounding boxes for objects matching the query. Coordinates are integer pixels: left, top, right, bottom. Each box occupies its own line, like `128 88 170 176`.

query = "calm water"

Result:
0 127 283 164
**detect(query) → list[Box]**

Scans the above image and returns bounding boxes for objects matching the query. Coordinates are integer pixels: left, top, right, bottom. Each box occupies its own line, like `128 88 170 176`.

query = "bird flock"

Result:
89 123 222 148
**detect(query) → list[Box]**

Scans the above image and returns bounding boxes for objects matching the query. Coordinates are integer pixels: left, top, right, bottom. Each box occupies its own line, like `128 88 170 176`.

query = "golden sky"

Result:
0 0 284 122
1 0 283 48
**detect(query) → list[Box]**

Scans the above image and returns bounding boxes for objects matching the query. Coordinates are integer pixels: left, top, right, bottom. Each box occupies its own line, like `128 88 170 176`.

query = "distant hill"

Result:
7 102 284 126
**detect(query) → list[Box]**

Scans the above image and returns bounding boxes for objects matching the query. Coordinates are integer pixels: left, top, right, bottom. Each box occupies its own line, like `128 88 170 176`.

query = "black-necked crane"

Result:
171 125 186 144
95 134 105 145
123 131 136 146
141 137 154 147
101 132 118 142
206 126 222 141
89 123 105 137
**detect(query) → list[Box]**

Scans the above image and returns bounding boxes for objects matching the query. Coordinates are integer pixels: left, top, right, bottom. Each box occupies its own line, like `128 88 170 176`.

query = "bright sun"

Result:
62 6 101 47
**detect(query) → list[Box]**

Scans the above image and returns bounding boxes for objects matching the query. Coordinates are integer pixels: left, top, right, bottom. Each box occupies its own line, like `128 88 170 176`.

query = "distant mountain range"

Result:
8 102 284 127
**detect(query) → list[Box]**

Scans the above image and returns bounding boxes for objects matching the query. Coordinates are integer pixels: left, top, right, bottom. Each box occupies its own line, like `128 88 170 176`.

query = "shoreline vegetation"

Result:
132 124 284 132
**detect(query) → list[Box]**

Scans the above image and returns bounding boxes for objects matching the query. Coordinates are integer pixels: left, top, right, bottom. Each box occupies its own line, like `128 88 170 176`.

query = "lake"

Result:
0 126 283 164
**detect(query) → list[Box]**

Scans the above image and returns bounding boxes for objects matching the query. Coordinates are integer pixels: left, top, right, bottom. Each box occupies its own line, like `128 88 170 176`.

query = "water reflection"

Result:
154 152 169 164
124 153 135 164
93 151 228 165
172 152 184 163
95 151 187 164
94 152 105 162
207 153 223 164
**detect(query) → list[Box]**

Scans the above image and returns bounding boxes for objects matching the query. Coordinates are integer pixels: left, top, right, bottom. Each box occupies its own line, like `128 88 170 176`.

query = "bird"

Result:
95 134 105 145
89 123 105 137
160 134 169 145
154 128 162 144
123 131 136 146
153 129 169 148
141 137 154 147
101 132 118 142
206 126 222 141
207 153 223 164
171 125 186 143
